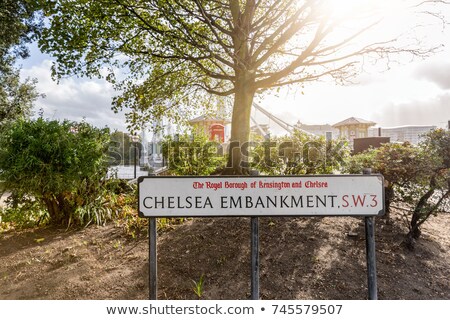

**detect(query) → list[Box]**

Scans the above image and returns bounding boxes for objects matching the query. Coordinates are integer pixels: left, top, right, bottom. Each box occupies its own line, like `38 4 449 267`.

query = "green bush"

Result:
345 130 450 248
0 118 111 226
252 130 350 175
162 132 226 176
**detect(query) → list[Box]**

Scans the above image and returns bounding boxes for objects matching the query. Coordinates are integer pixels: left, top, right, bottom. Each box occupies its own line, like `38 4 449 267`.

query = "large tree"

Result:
0 0 42 127
37 0 447 173
0 0 42 71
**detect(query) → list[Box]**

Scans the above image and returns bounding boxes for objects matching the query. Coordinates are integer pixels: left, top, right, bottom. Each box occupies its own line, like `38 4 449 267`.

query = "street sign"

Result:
138 175 385 217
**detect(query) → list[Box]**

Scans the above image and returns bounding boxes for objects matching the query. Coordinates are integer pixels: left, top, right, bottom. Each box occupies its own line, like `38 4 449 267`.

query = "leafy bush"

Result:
162 132 226 176
252 130 350 175
345 130 450 248
0 118 111 226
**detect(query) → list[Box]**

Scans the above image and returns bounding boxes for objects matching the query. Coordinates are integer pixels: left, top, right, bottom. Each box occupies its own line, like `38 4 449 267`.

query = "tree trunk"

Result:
224 75 256 175
42 195 65 225
409 176 437 239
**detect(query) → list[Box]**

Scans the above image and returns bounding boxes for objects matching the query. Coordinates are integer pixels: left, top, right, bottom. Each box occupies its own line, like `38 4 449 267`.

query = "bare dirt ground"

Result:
0 209 448 300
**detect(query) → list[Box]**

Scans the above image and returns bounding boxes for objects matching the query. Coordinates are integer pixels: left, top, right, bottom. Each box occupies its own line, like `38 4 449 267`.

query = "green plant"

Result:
162 132 226 176
192 274 205 299
344 129 450 248
0 118 111 226
252 130 350 175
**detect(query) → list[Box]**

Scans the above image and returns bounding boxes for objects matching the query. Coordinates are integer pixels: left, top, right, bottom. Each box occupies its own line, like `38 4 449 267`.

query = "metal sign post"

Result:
148 217 157 300
363 168 378 300
250 217 259 300
138 174 384 300
365 216 378 300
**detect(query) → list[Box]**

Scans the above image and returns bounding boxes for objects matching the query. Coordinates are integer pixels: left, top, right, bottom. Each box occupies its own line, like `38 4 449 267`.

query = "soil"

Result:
0 209 449 300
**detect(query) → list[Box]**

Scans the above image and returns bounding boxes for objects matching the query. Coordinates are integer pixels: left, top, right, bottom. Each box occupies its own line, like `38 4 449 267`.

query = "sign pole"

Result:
149 217 158 300
250 170 260 300
250 216 259 300
363 168 378 300
365 216 378 299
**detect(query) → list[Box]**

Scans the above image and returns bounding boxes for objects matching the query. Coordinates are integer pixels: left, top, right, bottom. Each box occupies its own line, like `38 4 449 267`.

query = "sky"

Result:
18 2 450 136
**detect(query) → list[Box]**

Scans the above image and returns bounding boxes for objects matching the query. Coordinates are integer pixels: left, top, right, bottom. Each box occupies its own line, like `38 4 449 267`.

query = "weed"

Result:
192 274 205 299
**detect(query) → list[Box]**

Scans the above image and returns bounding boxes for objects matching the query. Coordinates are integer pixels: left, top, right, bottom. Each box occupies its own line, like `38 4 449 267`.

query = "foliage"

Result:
344 149 378 175
0 0 42 71
405 129 450 247
108 131 140 166
192 274 205 299
0 0 42 130
252 130 350 175
0 198 48 230
36 0 446 173
0 118 111 226
0 68 42 128
345 130 450 248
161 132 226 176
345 143 424 213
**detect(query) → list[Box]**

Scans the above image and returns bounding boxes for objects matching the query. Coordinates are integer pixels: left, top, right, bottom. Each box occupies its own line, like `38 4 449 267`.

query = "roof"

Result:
332 117 376 127
188 115 231 124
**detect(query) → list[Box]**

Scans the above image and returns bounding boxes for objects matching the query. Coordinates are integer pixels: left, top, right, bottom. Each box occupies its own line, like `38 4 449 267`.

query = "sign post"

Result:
138 174 384 300
148 217 157 300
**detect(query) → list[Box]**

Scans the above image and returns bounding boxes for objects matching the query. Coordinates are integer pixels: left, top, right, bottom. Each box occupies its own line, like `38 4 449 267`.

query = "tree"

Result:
345 132 450 249
0 118 111 225
37 0 447 173
109 131 137 165
0 0 43 128
406 129 450 248
0 0 42 71
0 69 41 127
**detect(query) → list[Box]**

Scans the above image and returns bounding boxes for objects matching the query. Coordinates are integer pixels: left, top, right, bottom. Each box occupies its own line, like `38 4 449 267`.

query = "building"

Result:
368 125 436 145
294 121 339 138
188 115 230 143
333 117 376 146
250 123 270 137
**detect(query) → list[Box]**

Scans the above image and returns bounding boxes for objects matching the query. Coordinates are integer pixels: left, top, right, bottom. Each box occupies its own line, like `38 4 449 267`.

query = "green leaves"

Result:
0 118 111 225
161 131 226 176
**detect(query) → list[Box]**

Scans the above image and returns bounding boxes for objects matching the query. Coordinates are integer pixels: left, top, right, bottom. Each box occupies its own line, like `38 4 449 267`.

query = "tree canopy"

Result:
0 0 42 128
0 0 42 72
37 0 448 173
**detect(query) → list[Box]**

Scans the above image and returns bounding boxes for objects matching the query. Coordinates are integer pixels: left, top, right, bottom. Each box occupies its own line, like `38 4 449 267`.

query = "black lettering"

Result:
204 196 213 208
316 195 326 207
185 196 192 208
281 196 289 208
155 197 164 209
246 196 253 208
329 195 337 207
230 196 242 208
266 196 277 207
168 197 175 209
291 196 303 207
143 197 153 208
307 195 314 208
255 197 265 208
220 196 228 208
195 197 202 208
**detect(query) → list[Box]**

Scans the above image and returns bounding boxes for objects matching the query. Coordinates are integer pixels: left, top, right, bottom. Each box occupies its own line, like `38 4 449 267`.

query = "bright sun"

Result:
324 0 403 18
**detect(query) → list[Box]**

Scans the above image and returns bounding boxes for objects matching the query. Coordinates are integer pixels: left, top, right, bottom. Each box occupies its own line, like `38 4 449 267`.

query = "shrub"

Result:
161 132 226 176
0 118 111 226
345 130 450 248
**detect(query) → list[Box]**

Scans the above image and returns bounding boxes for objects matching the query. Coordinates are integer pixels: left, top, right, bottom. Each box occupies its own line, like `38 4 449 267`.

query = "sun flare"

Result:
323 0 404 18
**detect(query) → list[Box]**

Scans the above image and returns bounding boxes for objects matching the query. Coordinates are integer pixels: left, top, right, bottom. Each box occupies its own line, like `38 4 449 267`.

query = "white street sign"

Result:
138 175 385 217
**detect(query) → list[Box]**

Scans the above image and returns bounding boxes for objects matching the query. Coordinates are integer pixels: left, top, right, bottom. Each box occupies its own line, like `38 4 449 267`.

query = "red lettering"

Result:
342 195 349 208
370 195 378 207
352 195 366 207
